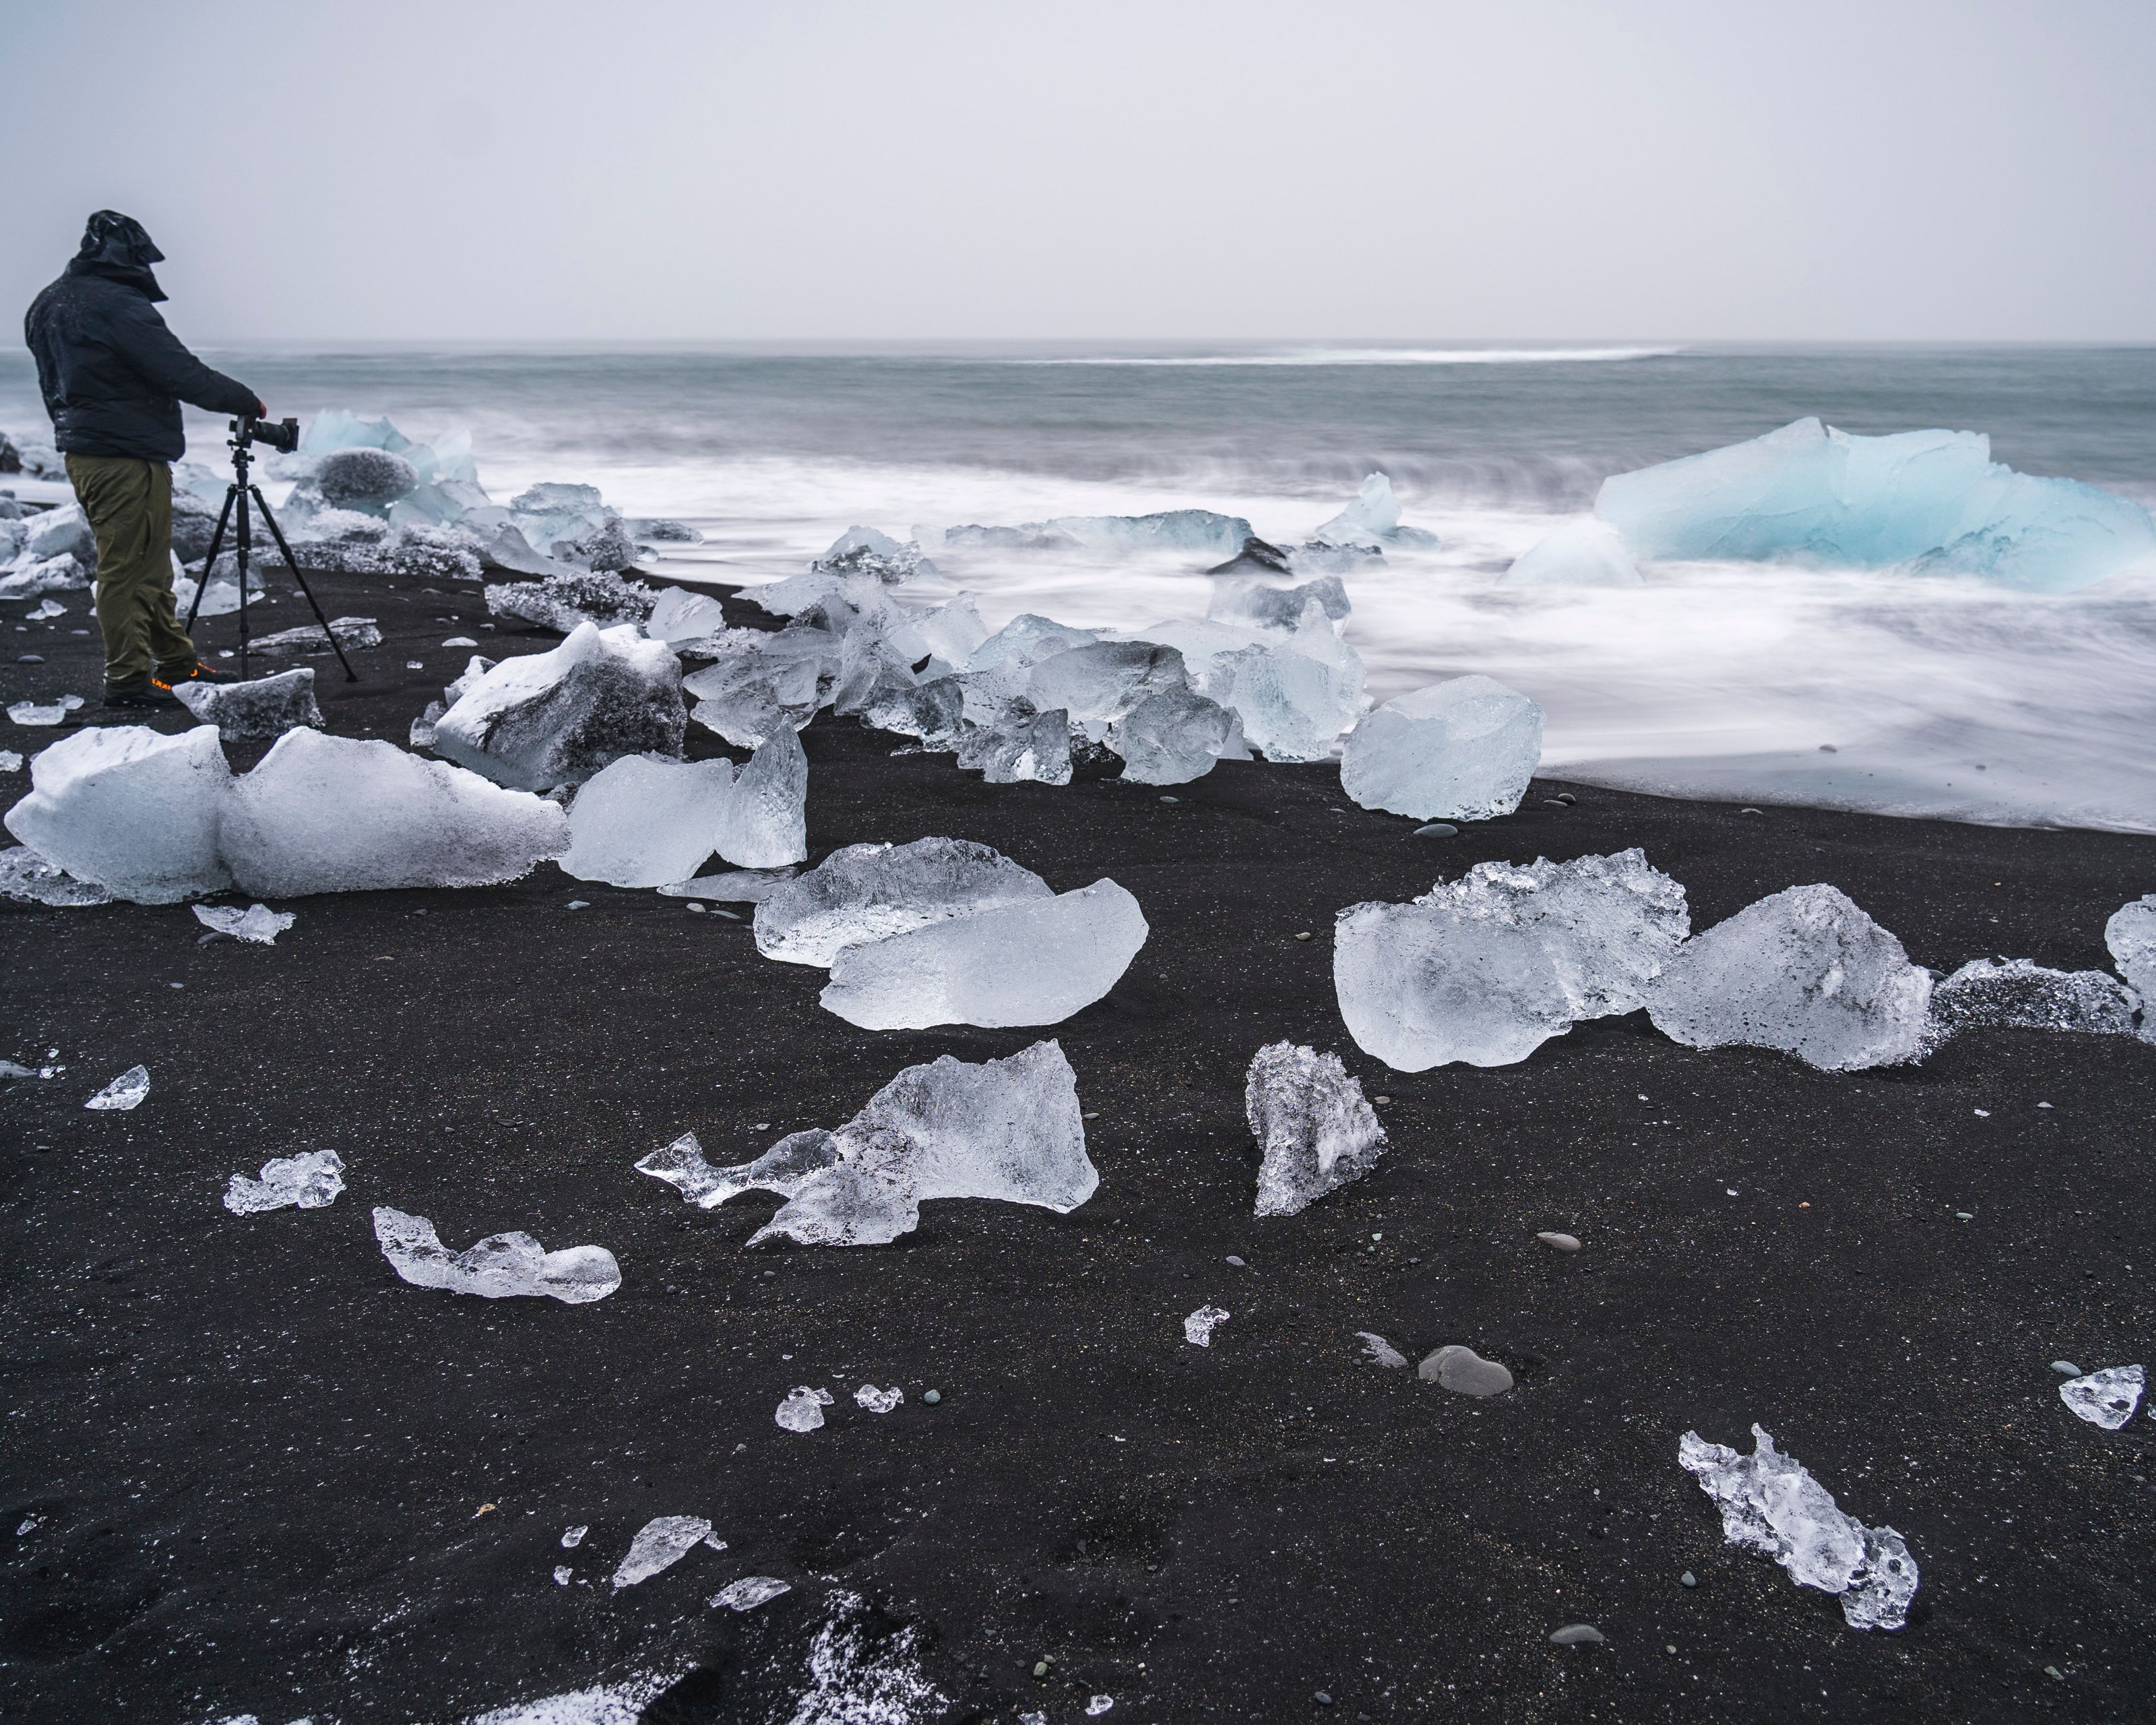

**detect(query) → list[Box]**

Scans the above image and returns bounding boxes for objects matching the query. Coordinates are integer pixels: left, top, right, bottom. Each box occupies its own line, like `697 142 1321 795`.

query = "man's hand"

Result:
255 400 269 418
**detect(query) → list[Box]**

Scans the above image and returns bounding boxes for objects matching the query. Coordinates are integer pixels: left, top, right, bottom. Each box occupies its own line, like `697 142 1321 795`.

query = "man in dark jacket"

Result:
25 211 265 707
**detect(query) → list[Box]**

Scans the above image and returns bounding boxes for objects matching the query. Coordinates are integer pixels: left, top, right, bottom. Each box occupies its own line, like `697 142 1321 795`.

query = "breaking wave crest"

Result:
1018 346 1683 367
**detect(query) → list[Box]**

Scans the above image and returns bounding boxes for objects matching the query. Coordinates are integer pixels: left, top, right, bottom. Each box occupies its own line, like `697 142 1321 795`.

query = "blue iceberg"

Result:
1595 418 2156 592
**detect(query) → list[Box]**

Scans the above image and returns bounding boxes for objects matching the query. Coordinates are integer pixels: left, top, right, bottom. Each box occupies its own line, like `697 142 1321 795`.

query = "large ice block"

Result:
753 838 1052 966
560 754 734 887
713 724 808 868
1245 1042 1388 1217
1503 518 1644 587
3 724 232 904
1340 675 1542 821
372 1207 621 1303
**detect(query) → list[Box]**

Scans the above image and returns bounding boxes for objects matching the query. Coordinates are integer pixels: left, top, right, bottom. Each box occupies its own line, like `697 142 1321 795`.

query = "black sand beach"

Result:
3 565 2153 1722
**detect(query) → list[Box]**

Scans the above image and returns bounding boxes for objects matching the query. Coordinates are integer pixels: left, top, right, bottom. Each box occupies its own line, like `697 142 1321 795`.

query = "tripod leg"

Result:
235 487 252 681
251 486 358 683
183 486 239 635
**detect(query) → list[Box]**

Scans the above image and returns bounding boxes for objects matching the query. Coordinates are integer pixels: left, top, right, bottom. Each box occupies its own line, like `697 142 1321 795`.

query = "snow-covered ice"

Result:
371 1207 621 1303
2059 1364 2144 1429
1340 675 1543 821
172 668 323 741
3 724 231 904
85 1065 149 1111
1927 958 2138 1041
224 1148 344 1214
776 1386 834 1432
1678 1424 1919 1630
753 838 1052 966
711 1576 792 1611
1184 1305 1230 1346
610 1516 719 1589
1245 1042 1388 1218
193 902 294 945
0 555 90 602
855 1385 903 1414
559 754 733 887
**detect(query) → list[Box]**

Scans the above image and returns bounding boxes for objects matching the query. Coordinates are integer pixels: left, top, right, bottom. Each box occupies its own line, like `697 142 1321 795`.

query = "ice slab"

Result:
371 1206 621 1303
0 845 115 906
249 617 381 656
193 902 294 945
711 1576 792 1611
7 692 85 726
854 1384 903 1414
2059 1364 2144 1429
1341 675 1543 821
561 754 734 887
1504 518 1645 587
86 1065 150 1111
1928 958 2138 1041
611 1516 718 1589
1184 1305 1229 1346
172 668 323 742
1246 1042 1388 1217
658 867 798 902
776 1386 834 1432
224 1148 344 1214
753 838 1052 967
1647 883 1933 1071
3 724 232 903
1597 417 2156 592
434 622 685 792
1678 1424 1919 1630
714 724 808 868
2106 896 2156 1040
1207 573 1350 631
485 571 656 633
221 730 568 896
821 879 1147 1030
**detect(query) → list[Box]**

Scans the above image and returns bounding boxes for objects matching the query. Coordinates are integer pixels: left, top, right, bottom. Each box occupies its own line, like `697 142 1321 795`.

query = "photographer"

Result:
24 211 265 708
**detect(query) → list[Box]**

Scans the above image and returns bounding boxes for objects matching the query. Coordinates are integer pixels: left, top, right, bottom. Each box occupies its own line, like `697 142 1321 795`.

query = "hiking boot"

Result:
158 660 243 689
103 683 182 710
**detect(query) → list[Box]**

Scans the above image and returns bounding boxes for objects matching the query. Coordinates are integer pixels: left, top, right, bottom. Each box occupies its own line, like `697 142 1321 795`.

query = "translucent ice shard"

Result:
860 677 964 748
611 1515 718 1589
0 845 115 906
1927 958 2138 1042
371 1206 621 1303
2106 896 2156 1040
560 754 734 888
711 1576 792 1611
776 1386 835 1432
1106 687 1244 786
1213 600 1367 763
1245 1042 1387 1217
955 702 1073 786
753 838 1052 967
1678 1424 1920 1630
1184 1305 1230 1346
642 585 730 647
192 902 294 945
1207 573 1350 632
2059 1364 2144 1429
658 867 798 902
637 1128 841 1209
819 879 1147 1030
1647 883 1933 1071
433 621 685 791
3 724 231 904
86 1065 150 1111
713 724 808 868
748 1163 920 1247
172 667 324 742
224 1148 344 1214
249 616 383 656
1503 518 1644 587
5 692 86 726
1340 675 1544 821
854 1385 903 1414
1310 472 1440 552
1029 642 1190 732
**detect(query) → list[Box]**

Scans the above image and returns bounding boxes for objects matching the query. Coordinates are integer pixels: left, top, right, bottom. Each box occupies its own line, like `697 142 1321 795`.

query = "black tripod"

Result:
182 416 358 683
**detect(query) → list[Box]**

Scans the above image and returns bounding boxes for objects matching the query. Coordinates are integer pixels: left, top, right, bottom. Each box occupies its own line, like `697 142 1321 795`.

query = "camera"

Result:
232 413 300 453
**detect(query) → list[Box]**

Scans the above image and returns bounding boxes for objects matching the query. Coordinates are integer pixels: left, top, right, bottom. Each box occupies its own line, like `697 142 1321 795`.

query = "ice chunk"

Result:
945 510 1253 560
560 754 734 887
172 668 323 743
630 518 703 545
1928 958 2138 1041
776 1386 835 1432
1105 686 1243 785
1678 1424 1920 1630
1341 675 1543 821
1356 1331 1409 1369
1647 883 1934 1071
713 724 808 868
561 1526 587 1548
643 585 730 648
3 724 231 903
504 486 640 573
1207 573 1350 631
749 1163 920 1247
0 554 91 601
86 1065 150 1111
753 838 1052 967
813 530 940 586
1214 601 1367 763
860 676 964 747
2059 1364 2144 1429
1246 1042 1388 1217
0 752 20 772
433 621 685 791
1029 642 1189 730
657 867 798 902
220 730 568 896
2106 896 2156 1040
0 845 115 906
1504 518 1645 587
711 1576 792 1611
25 598 66 621
485 571 656 634
610 1516 718 1589
955 702 1073 785
224 1148 344 1214
781 1589 947 1724
371 1206 621 1303
7 693 86 726
315 447 416 508
821 879 1147 1030
912 595 990 668
249 616 382 656
192 902 294 945
18 502 94 565
855 1385 903 1414
1597 417 2156 592
687 648 822 749
1310 473 1440 551
966 613 1103 675
1184 1305 1230 1346
637 1129 841 1209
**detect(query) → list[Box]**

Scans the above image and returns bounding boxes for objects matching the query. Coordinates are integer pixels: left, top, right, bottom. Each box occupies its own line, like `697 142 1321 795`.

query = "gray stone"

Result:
1536 1230 1581 1253
1549 1625 1605 1645
1418 1344 1513 1396
1413 822 1459 838
2052 1360 2083 1375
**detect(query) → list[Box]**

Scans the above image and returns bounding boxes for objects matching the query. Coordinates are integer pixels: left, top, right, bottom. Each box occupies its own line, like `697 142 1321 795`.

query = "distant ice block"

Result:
485 571 656 633
1678 1424 1918 1630
753 838 1052 966
85 1065 150 1111
1029 642 1190 730
2106 896 2156 1040
1596 417 2156 592
1245 1042 1388 1217
629 517 703 545
1927 958 2138 1041
1647 883 1933 1071
1206 573 1350 632
1340 675 1543 820
224 1148 344 1214
854 1384 903 1414
0 845 115 906
611 1516 718 1589
193 902 294 945
1504 518 1644 587
1310 473 1440 552
221 731 569 896
1106 687 1244 785
172 667 323 742
433 622 685 791
561 754 734 887
371 1206 621 1303
821 879 1147 1030
0 554 91 600
714 724 808 868
1184 1305 1229 1346
2059 1364 2144 1429
3 724 232 904
711 1576 792 1611
946 510 1253 561
776 1386 835 1432
249 616 382 656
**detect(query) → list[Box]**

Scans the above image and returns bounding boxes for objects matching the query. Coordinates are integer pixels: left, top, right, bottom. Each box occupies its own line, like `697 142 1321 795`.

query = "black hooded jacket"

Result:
24 211 259 463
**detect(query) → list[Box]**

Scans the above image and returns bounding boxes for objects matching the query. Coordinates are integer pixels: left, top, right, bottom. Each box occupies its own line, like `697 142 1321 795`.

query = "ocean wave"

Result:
1016 346 1683 367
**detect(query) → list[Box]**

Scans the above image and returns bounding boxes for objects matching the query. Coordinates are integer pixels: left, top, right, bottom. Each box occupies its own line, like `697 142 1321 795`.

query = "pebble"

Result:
1372 1094 1391 1106
1554 792 1576 804
1159 795 1180 804
685 902 705 913
1549 1625 1605 1645
1294 931 1313 941
17 654 43 664
922 1389 941 1404
1412 822 1458 838
1680 1571 1697 1588
565 900 590 910
1082 1110 1100 1120
713 908 741 920
1540 798 1568 809
1535 1231 1581 1253
1418 1344 1513 1396
1738 807 1764 816
1034 1661 1049 1678
2052 1360 2084 1376
1225 1255 1245 1267
1314 1695 1333 1707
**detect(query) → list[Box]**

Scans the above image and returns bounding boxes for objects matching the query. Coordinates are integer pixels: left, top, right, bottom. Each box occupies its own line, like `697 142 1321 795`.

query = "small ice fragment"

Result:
1245 1042 1387 1217
776 1385 835 1432
86 1065 149 1111
1339 675 1544 821
711 1575 792 1611
16 1517 40 1536
0 751 22 772
1928 958 2137 1042
561 1525 588 1548
1418 1345 1512 1395
854 1384 903 1414
552 1565 572 1586
1537 1231 1582 1252
7 695 86 727
658 867 798 902
371 1207 621 1303
753 838 1051 967
1678 1424 1919 1630
1549 1625 1606 1645
610 1515 716 1589
1184 1305 1230 1346
1356 1331 1408 1369
2059 1365 2144 1430
1087 1699 1115 1717
192 903 296 945
224 1148 344 1214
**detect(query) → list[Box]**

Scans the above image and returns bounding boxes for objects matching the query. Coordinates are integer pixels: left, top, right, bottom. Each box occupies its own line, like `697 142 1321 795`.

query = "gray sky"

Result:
9 0 2154 344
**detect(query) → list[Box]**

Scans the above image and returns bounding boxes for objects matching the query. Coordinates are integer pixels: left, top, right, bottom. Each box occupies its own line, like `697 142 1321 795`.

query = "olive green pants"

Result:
64 453 197 692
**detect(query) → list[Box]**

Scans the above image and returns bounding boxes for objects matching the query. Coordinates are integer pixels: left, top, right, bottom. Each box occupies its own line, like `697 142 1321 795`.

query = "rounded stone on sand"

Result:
1412 822 1458 838
2051 1360 2083 1375
1550 1624 1605 1645
1536 1231 1581 1253
922 1388 942 1404
1418 1344 1513 1396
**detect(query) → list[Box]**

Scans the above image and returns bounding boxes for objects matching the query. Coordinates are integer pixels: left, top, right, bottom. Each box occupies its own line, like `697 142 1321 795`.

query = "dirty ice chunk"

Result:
224 1148 344 1214
776 1386 835 1432
711 1576 792 1611
610 1515 718 1589
1419 1344 1513 1395
1341 675 1543 821
1246 1042 1387 1217
3 723 231 903
854 1385 903 1414
85 1065 150 1111
713 724 808 868
637 1128 840 1209
1333 898 1571 1071
2059 1364 2144 1430
1356 1331 1408 1369
1678 1424 1918 1630
561 753 734 887
658 867 798 902
1503 518 1644 587
172 668 324 742
1928 958 2138 1041
192 902 295 945
820 879 1147 1030
1647 883 1933 1071
955 702 1074 786
433 621 685 791
249 615 383 656
371 1207 621 1303
1184 1305 1230 1346
2105 895 2156 1041
0 845 116 906
754 838 1052 967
